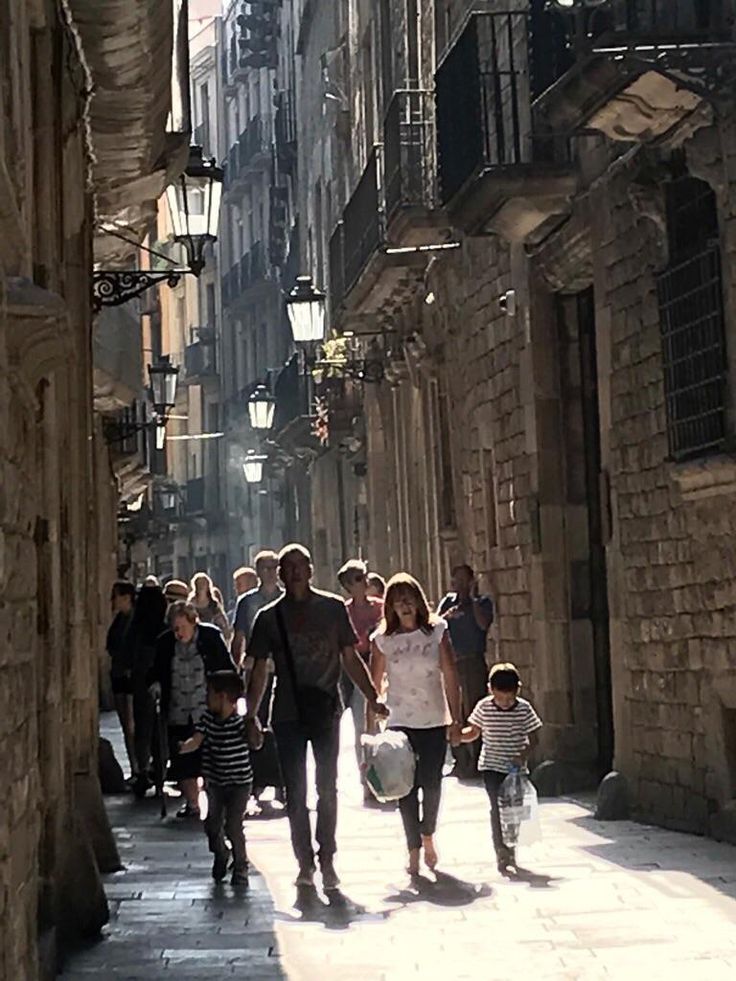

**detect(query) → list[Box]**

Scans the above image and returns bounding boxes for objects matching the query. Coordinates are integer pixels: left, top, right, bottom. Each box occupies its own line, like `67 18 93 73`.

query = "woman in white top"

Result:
368 573 462 875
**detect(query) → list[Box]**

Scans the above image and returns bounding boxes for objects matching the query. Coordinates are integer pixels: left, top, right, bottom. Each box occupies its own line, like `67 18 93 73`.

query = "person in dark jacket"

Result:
126 582 168 796
149 600 236 818
106 580 137 777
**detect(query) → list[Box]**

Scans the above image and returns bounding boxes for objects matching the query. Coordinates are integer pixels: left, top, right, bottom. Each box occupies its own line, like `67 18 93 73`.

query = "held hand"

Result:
447 721 463 747
148 681 162 701
245 716 264 751
370 698 390 720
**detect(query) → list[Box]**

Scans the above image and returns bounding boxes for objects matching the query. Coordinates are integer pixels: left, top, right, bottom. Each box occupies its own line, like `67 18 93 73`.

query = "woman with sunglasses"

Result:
338 559 384 804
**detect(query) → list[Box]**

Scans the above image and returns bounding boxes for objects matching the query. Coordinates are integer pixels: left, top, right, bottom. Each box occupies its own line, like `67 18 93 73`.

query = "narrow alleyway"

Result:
62 718 736 981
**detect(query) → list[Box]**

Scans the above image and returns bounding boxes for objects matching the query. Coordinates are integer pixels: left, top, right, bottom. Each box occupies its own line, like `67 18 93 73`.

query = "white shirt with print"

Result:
373 620 451 729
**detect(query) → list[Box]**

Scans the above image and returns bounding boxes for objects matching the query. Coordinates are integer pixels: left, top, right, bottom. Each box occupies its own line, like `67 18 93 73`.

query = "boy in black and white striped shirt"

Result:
179 671 253 886
461 662 542 875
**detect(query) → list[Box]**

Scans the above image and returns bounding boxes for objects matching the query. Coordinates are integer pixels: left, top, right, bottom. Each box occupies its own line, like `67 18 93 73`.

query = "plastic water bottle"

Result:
498 767 532 847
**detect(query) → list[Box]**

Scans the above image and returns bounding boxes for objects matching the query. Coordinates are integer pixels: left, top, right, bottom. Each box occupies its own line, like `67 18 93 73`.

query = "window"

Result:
656 172 727 460
200 83 210 152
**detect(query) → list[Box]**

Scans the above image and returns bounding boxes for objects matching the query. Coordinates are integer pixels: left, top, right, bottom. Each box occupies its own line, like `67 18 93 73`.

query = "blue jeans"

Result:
273 719 340 870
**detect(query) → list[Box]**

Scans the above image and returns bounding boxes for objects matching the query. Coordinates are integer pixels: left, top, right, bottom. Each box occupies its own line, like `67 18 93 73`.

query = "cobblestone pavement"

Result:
61 715 736 980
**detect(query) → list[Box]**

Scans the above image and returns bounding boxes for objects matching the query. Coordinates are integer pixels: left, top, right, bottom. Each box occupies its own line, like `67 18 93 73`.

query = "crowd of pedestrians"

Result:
105 549 542 890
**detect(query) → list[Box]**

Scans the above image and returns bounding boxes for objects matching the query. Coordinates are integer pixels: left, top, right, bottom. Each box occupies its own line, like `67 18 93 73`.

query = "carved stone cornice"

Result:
530 212 593 294
4 278 73 387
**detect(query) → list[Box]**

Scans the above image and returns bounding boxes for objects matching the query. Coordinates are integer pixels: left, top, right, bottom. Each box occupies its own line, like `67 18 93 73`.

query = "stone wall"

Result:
588 123 736 833
0 3 115 975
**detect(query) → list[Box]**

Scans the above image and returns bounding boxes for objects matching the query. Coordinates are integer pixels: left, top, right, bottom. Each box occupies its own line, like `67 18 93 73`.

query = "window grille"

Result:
656 175 727 460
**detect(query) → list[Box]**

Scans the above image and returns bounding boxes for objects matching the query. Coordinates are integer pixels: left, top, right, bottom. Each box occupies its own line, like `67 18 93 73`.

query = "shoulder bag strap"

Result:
275 603 302 714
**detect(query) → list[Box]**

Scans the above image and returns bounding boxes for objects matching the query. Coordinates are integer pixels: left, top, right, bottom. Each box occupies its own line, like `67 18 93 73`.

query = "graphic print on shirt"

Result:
374 620 451 729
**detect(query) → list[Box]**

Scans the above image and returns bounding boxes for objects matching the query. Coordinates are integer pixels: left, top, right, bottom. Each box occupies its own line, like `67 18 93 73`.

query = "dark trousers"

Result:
452 654 488 777
394 726 447 851
273 720 340 871
204 783 251 874
483 770 511 857
133 679 155 776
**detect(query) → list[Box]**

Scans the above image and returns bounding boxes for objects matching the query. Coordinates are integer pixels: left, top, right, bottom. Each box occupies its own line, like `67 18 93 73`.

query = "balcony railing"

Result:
224 116 270 192
184 340 217 380
344 146 383 303
604 0 728 36
383 89 436 223
275 89 297 172
224 243 268 307
222 265 239 307
186 477 205 514
436 10 570 205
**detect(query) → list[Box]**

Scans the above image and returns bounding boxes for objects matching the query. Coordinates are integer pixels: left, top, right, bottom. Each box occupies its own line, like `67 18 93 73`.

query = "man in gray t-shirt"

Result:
246 544 387 890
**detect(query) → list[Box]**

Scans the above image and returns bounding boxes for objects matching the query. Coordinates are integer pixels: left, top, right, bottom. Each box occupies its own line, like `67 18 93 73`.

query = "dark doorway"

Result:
558 288 614 775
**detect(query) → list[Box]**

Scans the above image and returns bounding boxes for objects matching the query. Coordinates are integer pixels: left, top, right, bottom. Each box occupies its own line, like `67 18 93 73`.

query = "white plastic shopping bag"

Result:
361 730 416 802
498 770 541 847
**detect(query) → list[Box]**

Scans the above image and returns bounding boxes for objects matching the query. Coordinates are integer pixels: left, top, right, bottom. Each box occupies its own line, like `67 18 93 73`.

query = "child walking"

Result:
461 662 542 875
179 671 253 886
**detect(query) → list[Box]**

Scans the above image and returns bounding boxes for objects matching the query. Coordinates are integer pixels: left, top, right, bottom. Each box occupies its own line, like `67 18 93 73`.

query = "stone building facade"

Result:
0 1 189 975
279 0 736 837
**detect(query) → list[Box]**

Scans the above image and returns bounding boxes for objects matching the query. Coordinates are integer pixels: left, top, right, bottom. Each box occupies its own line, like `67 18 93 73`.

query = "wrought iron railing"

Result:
186 477 205 514
657 243 727 460
275 89 297 171
222 265 239 306
609 0 728 35
184 341 217 379
436 10 570 205
328 221 345 316
343 147 384 301
383 89 437 223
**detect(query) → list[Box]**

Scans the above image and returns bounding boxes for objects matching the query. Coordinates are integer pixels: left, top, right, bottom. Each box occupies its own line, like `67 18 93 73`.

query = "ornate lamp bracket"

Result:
93 270 184 311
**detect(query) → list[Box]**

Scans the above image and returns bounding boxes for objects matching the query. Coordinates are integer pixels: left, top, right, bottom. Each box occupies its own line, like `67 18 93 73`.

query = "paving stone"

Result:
61 714 736 981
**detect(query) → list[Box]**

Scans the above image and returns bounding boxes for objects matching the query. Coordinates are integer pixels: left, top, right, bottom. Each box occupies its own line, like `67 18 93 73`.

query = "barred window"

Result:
656 173 727 461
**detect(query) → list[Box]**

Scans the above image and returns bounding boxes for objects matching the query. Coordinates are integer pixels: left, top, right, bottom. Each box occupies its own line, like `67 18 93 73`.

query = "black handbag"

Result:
275 605 338 732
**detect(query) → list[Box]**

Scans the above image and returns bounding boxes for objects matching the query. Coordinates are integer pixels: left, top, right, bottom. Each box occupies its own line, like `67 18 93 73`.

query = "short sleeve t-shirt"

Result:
437 593 494 657
248 589 358 724
346 596 383 657
372 619 451 729
234 586 285 642
468 696 542 773
195 709 253 786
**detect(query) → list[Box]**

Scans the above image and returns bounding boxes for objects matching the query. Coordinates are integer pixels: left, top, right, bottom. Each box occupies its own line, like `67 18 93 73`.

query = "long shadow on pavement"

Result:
570 812 736 905
284 884 394 931
385 870 493 908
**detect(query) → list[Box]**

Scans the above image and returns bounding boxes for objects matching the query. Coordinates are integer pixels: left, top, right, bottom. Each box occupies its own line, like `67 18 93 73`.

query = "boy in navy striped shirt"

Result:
179 671 253 886
461 663 542 875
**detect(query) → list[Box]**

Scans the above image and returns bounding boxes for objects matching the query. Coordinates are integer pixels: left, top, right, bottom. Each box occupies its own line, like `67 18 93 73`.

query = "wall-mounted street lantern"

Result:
548 0 609 7
93 146 223 310
242 449 267 484
285 275 327 343
104 356 180 446
166 146 223 276
248 384 276 431
149 355 180 416
159 489 178 511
